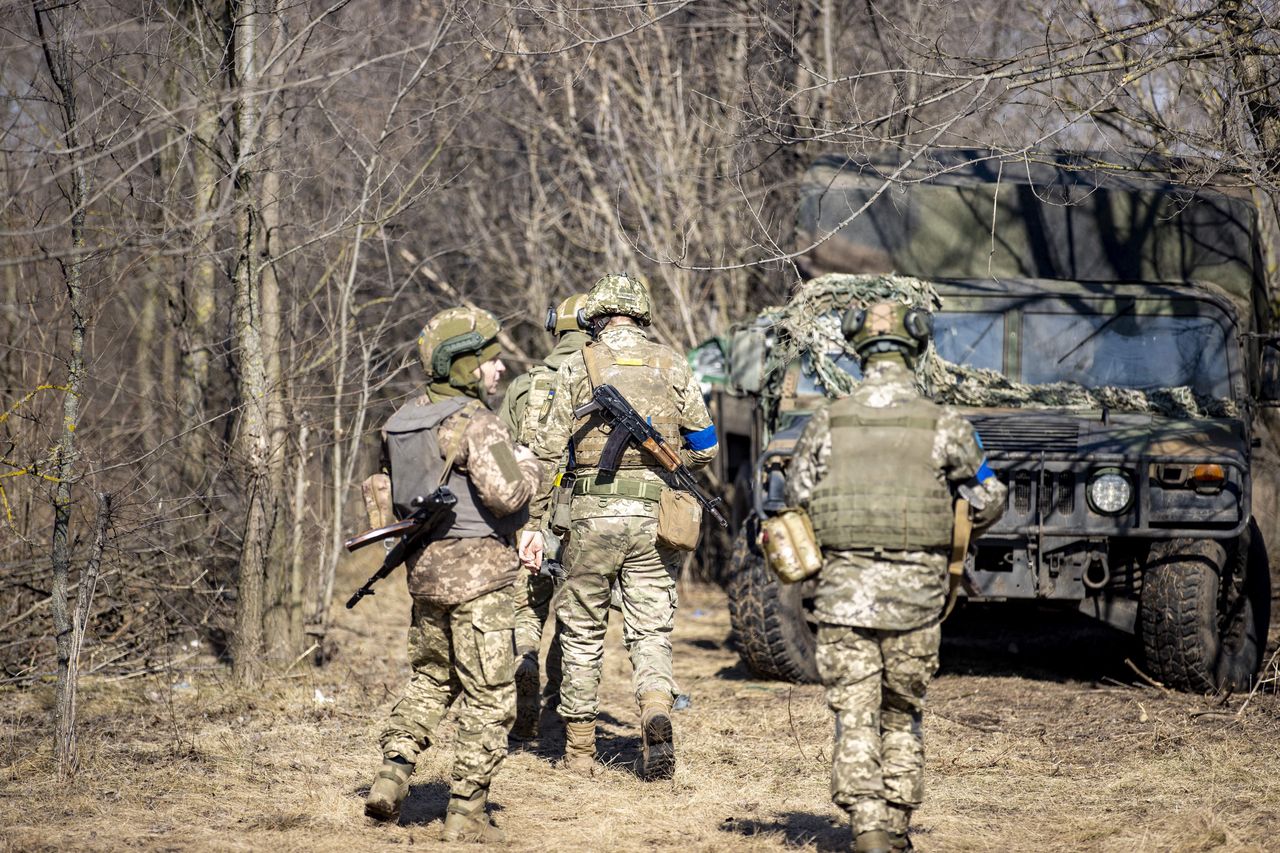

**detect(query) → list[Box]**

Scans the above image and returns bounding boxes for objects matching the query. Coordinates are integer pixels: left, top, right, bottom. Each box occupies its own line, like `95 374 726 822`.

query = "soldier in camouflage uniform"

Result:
517 274 718 780
363 307 542 843
498 293 589 739
786 301 1007 853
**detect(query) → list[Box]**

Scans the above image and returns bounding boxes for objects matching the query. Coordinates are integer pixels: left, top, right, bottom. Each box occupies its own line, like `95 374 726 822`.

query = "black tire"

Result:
1139 522 1272 693
725 526 820 683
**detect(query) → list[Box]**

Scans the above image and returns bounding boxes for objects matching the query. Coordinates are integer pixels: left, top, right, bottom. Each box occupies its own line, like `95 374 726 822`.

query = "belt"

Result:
572 475 664 502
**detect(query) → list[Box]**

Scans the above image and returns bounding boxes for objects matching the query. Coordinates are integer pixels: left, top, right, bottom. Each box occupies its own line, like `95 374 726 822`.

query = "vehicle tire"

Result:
1139 522 1272 693
725 525 820 683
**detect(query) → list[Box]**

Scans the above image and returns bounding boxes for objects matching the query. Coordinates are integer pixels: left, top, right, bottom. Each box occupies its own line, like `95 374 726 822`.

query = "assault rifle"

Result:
344 486 457 608
572 384 728 529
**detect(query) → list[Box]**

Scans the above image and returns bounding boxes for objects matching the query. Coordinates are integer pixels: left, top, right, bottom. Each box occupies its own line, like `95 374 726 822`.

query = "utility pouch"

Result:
550 472 576 536
760 508 823 583
656 488 702 551
361 473 393 530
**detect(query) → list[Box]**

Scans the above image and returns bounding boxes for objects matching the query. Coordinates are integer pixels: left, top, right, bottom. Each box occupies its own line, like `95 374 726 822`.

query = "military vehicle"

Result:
696 150 1279 693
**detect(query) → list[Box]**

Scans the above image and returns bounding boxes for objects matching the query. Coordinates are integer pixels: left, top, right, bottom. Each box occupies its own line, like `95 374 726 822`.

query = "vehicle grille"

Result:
968 415 1080 453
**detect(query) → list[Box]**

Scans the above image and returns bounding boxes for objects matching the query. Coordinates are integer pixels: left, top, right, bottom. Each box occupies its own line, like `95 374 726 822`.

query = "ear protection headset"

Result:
841 306 934 343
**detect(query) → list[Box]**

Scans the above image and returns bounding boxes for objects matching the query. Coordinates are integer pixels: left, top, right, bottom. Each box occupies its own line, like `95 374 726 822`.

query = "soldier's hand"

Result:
519 530 544 571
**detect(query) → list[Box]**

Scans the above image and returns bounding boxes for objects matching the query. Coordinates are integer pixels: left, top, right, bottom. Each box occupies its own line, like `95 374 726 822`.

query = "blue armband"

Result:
976 458 995 483
682 423 718 451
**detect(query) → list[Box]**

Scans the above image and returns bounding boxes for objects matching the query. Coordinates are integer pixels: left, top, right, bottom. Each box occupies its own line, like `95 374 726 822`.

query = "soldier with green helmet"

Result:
497 293 590 739
786 301 1007 853
363 306 542 843
517 273 719 780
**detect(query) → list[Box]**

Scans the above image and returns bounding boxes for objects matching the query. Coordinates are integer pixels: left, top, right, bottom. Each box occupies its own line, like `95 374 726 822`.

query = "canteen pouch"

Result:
760 508 823 583
361 473 393 530
549 472 575 536
656 488 702 551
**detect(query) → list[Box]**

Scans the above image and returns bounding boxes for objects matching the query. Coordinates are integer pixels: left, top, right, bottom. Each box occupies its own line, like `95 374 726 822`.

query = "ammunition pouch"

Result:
760 508 823 584
550 472 576 535
361 473 393 530
656 489 702 551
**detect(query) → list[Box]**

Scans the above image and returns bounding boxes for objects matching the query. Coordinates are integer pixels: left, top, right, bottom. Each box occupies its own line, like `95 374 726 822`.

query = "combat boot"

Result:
511 650 540 740
638 690 675 781
562 720 597 777
364 755 412 821
853 830 893 853
440 789 504 843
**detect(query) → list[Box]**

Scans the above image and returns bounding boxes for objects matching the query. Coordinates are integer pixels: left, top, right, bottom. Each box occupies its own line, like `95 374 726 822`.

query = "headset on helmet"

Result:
544 293 590 335
842 305 933 344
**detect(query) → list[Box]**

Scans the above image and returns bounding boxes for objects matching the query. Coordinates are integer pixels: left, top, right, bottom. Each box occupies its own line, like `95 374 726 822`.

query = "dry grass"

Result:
3 558 1279 852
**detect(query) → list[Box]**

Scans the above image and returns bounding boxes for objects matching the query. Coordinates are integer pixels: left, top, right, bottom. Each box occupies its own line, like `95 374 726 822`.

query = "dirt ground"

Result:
3 554 1279 852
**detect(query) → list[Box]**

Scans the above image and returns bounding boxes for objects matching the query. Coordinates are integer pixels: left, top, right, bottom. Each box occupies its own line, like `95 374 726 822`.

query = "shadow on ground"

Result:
940 600 1138 684
719 812 848 852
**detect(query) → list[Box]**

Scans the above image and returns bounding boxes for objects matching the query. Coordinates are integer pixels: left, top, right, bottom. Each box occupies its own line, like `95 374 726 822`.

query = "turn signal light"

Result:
1190 463 1225 494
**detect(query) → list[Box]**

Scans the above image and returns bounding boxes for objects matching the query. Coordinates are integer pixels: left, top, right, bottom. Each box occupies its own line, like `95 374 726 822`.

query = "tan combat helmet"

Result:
842 300 933 367
544 293 590 335
417 306 502 390
578 273 652 328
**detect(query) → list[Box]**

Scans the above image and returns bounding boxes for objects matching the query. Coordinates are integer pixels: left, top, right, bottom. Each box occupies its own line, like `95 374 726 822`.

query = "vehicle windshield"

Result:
934 311 1003 371
787 301 1232 399
1021 311 1230 397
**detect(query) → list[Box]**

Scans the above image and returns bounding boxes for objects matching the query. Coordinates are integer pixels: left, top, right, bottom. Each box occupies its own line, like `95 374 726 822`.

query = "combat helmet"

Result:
842 300 933 367
544 293 590 335
578 273 652 328
417 306 502 391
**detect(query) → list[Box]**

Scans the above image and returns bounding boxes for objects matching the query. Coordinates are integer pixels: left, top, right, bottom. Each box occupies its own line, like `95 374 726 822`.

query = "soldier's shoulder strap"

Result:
581 341 610 389
435 398 485 486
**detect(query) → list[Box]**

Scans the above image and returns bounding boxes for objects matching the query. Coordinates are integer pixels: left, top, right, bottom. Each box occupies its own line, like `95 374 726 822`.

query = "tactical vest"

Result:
516 365 558 448
382 397 519 540
571 340 683 469
808 395 955 550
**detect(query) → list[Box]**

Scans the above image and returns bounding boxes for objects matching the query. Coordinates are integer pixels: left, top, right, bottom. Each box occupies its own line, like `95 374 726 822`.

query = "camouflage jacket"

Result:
498 331 590 445
406 393 542 606
786 359 1007 629
529 323 718 523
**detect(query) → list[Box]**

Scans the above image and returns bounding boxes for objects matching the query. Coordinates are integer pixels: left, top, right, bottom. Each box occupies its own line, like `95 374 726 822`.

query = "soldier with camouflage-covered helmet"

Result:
497 293 589 739
786 300 1007 853
518 273 719 780
363 306 542 843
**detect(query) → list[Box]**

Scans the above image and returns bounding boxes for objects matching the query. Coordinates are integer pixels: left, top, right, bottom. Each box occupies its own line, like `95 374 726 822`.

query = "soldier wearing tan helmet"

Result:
785 300 1007 853
518 273 719 781
363 306 542 843
497 293 590 739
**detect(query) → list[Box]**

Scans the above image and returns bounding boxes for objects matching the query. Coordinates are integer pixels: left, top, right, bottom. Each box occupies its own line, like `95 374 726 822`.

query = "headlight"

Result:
1087 469 1133 514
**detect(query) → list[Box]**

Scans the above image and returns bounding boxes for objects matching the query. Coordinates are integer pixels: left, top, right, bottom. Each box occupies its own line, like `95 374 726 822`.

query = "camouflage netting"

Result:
774 274 1240 419
768 274 941 398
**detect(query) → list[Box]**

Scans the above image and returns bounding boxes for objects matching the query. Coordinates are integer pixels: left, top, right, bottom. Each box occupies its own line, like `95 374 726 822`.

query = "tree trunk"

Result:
230 0 271 686
33 0 92 779
259 0 295 659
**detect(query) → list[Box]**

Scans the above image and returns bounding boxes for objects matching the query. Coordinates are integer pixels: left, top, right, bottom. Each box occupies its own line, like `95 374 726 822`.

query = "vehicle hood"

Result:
959 407 1248 464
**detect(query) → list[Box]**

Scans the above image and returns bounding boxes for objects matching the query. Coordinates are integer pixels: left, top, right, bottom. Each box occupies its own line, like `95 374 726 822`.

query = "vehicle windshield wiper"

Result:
1055 301 1135 366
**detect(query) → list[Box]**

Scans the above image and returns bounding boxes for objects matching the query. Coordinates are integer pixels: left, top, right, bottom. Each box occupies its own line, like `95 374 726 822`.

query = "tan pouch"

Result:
656 489 702 551
760 508 823 583
361 473 393 529
549 472 575 536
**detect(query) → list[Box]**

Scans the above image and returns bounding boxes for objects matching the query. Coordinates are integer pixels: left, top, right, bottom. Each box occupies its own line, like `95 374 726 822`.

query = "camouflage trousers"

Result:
513 570 564 699
380 585 516 798
555 512 680 722
816 619 941 834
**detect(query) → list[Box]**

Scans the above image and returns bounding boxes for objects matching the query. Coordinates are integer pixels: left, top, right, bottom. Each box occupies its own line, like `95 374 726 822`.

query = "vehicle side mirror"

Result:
729 322 772 395
1260 339 1280 404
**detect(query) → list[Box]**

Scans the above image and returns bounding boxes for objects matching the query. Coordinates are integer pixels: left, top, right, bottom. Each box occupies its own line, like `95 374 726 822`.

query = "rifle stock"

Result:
576 384 728 529
345 486 457 609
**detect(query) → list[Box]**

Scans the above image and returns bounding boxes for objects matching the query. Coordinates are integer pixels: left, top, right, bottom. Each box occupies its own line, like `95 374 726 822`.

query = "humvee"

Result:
696 150 1279 693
